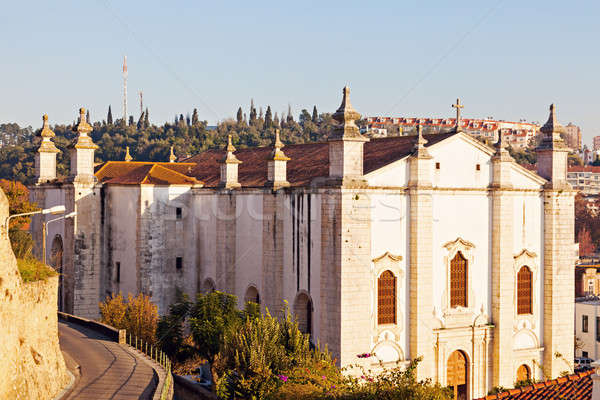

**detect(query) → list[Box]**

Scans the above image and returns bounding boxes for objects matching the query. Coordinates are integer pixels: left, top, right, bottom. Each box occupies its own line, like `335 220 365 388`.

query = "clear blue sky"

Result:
2 0 599 145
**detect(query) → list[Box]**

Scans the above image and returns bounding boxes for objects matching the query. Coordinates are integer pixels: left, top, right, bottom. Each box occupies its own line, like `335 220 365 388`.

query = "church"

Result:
30 87 575 399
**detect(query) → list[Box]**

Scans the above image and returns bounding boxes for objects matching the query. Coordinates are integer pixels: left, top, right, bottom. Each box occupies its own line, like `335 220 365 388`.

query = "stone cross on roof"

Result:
452 98 464 131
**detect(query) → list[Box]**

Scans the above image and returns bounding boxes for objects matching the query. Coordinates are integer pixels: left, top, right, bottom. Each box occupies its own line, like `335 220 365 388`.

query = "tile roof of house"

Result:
476 369 593 400
569 166 600 173
182 132 456 188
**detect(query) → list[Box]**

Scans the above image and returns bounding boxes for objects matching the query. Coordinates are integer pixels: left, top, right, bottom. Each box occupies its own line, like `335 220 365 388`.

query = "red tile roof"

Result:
183 133 456 188
95 161 200 185
569 166 600 173
476 370 593 400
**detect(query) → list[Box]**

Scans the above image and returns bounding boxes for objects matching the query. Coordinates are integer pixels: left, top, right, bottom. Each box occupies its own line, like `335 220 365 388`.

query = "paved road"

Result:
59 321 156 400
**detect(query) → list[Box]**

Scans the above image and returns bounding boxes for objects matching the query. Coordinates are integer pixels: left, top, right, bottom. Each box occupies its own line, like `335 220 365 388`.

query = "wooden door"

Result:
448 350 468 400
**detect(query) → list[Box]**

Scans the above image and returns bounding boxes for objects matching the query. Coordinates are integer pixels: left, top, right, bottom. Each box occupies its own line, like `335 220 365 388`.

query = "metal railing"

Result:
125 332 173 400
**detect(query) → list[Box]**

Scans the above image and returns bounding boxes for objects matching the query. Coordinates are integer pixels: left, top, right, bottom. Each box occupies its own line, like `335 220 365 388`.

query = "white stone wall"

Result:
575 302 600 359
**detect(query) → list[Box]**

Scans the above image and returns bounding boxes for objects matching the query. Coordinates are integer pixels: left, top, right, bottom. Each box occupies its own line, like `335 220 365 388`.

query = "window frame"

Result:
450 252 468 309
377 270 397 325
517 266 533 315
583 315 589 333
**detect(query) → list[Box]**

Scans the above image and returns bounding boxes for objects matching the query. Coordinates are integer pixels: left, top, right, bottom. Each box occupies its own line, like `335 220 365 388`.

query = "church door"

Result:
447 350 468 400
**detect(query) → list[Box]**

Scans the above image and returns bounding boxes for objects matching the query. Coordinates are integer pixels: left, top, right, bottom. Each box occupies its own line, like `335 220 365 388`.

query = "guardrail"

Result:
58 312 173 400
125 332 173 400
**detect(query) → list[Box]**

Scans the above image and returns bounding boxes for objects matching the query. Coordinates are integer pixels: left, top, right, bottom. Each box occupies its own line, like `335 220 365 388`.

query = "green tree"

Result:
265 106 273 128
107 105 113 125
144 107 149 127
192 108 199 126
236 107 243 124
312 105 318 123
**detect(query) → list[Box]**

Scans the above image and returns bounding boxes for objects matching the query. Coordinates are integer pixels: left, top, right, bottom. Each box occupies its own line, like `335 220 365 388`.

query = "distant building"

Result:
564 123 582 152
568 166 600 194
594 136 600 152
366 116 539 150
575 297 600 360
576 264 600 297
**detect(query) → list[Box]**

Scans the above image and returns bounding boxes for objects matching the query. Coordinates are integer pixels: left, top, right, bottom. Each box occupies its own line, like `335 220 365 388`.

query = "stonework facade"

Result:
30 90 575 398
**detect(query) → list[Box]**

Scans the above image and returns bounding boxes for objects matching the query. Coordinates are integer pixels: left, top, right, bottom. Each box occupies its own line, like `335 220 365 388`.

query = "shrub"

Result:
99 293 158 344
17 256 57 282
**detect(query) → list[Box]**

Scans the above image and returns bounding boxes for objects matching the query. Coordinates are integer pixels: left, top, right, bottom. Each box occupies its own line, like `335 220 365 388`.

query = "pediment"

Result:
372 251 402 263
514 249 537 260
443 237 475 251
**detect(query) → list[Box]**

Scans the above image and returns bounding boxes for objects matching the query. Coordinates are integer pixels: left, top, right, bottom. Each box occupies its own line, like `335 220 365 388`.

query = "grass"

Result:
17 257 57 283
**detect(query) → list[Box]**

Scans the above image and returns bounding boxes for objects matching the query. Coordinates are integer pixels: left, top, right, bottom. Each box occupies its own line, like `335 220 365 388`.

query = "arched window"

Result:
517 266 532 314
516 364 530 382
378 270 396 325
294 293 313 335
244 286 260 304
450 252 467 308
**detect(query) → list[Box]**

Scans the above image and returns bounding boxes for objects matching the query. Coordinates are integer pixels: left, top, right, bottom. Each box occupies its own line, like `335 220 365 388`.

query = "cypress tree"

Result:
144 107 149 127
86 109 90 124
236 107 243 124
287 104 293 123
192 108 199 125
249 99 257 123
128 115 134 126
186 114 191 126
259 107 263 120
137 112 145 129
107 105 113 125
274 112 279 127
312 106 318 123
265 106 273 128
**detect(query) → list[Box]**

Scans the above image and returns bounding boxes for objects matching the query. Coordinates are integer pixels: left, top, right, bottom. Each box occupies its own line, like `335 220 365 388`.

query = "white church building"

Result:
30 88 575 399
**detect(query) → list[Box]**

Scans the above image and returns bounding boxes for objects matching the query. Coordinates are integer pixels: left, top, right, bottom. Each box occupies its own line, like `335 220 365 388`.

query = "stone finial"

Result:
125 146 133 162
493 129 513 162
330 86 366 140
268 129 290 161
412 124 431 158
267 129 290 189
222 134 241 164
71 107 98 150
538 104 567 149
219 134 242 189
37 114 59 153
169 146 176 163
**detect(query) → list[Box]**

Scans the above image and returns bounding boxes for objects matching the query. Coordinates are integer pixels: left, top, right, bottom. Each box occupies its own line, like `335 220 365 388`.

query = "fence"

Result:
124 332 173 400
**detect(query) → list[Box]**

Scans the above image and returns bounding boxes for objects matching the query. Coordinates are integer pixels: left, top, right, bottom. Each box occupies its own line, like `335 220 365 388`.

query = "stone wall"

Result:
0 189 69 399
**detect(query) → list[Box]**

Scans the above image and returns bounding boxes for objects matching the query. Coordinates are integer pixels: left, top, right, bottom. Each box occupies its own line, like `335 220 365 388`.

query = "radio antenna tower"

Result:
122 56 128 124
139 91 143 115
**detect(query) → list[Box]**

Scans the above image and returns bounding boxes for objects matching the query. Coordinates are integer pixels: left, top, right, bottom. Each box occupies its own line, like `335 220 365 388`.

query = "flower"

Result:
321 375 327 380
278 374 288 382
357 353 372 358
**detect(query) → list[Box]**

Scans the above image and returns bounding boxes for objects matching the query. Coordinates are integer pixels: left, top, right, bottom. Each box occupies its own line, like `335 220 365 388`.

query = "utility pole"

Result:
123 56 128 124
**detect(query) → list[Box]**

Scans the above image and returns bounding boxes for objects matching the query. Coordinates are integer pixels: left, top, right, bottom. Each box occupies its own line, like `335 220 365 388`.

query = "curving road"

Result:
59 320 156 400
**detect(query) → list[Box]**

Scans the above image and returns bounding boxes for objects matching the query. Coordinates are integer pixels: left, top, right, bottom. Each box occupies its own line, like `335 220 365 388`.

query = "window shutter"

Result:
450 252 468 308
378 270 396 325
517 266 532 314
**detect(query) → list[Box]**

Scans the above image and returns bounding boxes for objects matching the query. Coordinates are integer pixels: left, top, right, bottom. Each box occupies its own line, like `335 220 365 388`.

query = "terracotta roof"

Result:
476 370 593 400
183 133 456 188
95 161 200 185
569 166 600 173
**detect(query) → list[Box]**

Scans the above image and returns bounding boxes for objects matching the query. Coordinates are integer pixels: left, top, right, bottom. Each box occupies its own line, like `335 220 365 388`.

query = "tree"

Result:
579 227 595 257
86 109 90 124
265 106 273 129
107 105 113 125
287 104 293 123
99 293 159 344
128 115 134 126
312 105 318 123
144 107 149 127
137 112 145 130
192 108 199 126
236 107 243 124
249 99 257 124
0 180 37 258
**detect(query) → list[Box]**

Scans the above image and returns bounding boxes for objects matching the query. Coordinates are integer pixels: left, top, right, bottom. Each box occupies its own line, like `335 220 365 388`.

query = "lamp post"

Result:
42 211 76 265
3 205 65 238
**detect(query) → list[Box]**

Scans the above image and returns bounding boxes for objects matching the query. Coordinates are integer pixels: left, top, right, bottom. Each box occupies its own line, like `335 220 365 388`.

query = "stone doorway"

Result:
293 292 313 336
50 235 64 311
447 350 468 400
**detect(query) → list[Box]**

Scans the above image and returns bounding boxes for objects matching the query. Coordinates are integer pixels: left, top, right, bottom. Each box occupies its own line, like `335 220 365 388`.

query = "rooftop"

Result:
476 369 593 400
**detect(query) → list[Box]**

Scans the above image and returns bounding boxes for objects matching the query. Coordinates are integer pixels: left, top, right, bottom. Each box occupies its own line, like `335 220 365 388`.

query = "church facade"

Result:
30 88 575 399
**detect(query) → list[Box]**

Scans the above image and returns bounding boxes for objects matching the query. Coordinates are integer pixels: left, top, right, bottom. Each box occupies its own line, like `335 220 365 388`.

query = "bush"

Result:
99 293 158 344
17 256 57 282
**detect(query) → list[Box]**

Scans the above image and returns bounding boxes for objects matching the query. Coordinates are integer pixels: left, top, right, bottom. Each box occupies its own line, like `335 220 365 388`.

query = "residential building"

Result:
575 297 600 360
365 116 539 150
568 166 600 194
576 264 600 297
564 123 582 152
30 90 575 399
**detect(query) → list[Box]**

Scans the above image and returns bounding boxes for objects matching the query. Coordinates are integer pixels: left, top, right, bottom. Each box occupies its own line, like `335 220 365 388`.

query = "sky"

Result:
1 0 599 145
